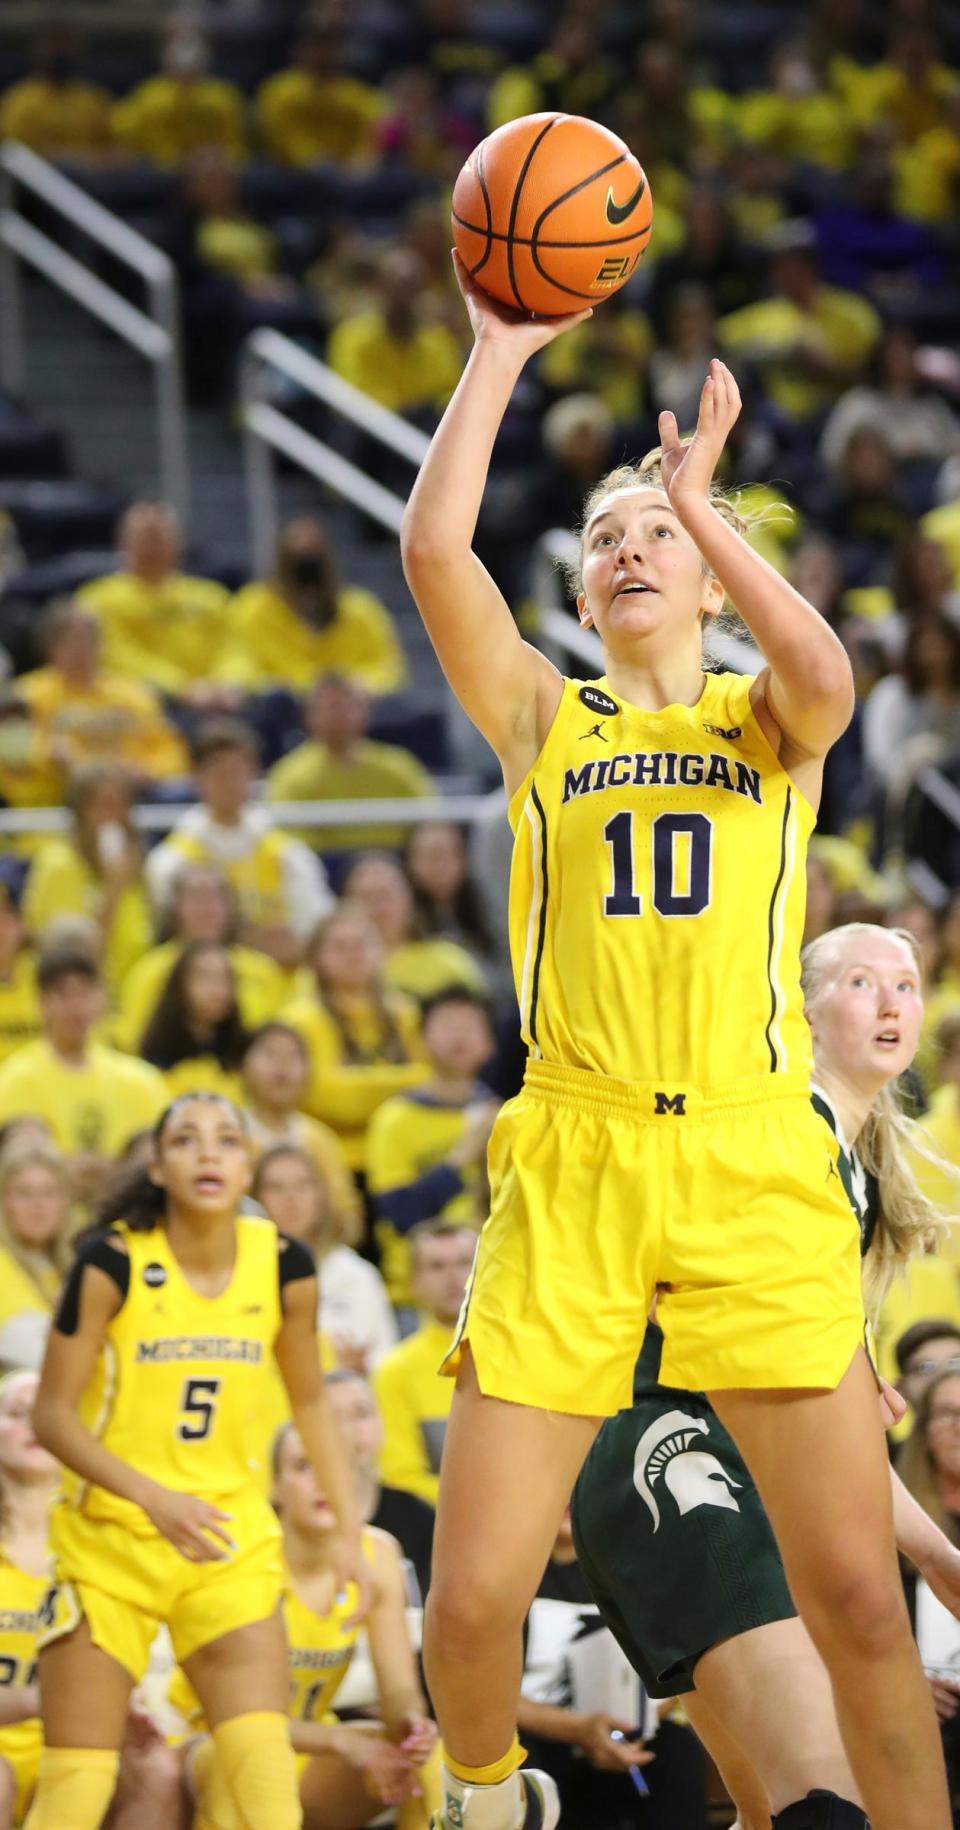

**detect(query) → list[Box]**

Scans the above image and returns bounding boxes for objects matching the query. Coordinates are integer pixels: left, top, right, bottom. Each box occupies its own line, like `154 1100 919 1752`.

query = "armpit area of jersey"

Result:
55 1233 130 1335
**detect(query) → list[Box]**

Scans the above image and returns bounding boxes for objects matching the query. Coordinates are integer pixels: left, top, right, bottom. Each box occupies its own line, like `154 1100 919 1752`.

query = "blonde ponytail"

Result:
802 923 955 1318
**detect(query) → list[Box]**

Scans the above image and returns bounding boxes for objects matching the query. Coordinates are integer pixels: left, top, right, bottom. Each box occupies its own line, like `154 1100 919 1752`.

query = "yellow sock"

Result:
445 1736 526 1787
211 1710 301 1830
398 1740 444 1827
189 1734 240 1830
23 1747 119 1829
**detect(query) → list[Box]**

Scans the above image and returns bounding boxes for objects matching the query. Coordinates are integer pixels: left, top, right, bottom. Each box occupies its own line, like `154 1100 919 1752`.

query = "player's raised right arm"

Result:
401 256 589 776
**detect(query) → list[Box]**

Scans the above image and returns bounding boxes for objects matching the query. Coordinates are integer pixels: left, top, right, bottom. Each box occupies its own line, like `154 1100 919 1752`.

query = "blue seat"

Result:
0 483 127 562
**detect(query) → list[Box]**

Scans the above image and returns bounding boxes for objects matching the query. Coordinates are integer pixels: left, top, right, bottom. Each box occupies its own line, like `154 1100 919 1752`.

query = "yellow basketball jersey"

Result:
67 1217 282 1533
0 1545 45 1772
284 1541 372 1724
508 672 814 1086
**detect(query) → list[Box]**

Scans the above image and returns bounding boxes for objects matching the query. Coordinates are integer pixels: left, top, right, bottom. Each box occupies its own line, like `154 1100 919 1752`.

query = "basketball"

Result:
451 112 653 317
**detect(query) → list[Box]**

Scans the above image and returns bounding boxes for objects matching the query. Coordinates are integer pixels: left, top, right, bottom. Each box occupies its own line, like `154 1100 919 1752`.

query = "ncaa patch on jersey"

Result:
142 1262 167 1288
579 685 619 717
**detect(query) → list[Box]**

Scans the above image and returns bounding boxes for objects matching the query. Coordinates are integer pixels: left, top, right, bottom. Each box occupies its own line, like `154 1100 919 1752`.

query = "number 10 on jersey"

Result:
604 811 713 917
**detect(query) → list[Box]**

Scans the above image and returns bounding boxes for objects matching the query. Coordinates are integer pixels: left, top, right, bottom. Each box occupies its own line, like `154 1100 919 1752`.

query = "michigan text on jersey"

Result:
562 750 763 804
134 1337 264 1362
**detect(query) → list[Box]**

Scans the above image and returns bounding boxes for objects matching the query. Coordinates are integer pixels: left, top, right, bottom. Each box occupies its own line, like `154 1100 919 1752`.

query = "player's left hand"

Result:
922 1541 960 1620
658 358 741 508
396 1712 438 1764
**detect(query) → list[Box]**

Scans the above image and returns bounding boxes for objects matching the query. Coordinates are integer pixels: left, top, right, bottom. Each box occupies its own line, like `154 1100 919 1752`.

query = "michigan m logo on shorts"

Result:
654 1091 686 1116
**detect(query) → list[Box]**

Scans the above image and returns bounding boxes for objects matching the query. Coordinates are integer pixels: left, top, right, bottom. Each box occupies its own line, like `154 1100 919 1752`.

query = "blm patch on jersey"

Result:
579 686 619 717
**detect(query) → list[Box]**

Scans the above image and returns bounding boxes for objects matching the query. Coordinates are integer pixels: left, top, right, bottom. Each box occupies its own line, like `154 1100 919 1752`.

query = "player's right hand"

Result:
452 250 591 357
349 1736 417 1806
143 1486 235 1561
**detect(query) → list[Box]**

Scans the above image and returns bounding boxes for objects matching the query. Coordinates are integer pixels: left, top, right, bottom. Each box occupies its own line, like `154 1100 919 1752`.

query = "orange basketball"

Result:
452 113 653 317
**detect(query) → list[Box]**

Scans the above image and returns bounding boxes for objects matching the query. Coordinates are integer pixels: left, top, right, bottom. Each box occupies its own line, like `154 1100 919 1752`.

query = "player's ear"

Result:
577 591 594 628
147 1157 165 1190
699 573 725 620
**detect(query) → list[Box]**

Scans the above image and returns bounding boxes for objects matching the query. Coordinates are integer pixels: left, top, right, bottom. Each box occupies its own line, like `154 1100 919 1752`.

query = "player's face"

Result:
152 1099 251 1214
3 1162 69 1248
0 1374 56 1481
926 1374 960 1481
326 1377 382 1475
274 1429 337 1533
243 1032 308 1109
256 1153 324 1241
578 489 721 647
808 933 923 1091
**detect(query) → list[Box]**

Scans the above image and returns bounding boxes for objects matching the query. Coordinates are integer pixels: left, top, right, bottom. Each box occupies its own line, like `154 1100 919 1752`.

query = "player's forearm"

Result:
32 1396 158 1515
892 1464 954 1570
401 342 524 564
674 494 854 749
291 1391 362 1542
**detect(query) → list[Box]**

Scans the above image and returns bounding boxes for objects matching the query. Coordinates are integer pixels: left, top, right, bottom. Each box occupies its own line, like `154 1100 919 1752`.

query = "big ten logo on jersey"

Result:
593 249 645 288
703 722 742 742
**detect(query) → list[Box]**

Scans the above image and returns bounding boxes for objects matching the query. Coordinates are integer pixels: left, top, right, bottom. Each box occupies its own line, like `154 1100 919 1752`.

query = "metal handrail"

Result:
0 792 506 839
0 140 188 522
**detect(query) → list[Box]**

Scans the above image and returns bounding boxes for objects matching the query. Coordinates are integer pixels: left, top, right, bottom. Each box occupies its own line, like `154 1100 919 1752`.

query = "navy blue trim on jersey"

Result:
278 1232 315 1288
763 787 792 1072
55 1233 130 1335
529 781 550 1048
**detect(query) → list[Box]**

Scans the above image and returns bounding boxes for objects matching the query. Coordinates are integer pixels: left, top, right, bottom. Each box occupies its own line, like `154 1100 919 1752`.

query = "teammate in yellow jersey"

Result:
24 1093 364 1830
400 254 951 1830
0 1371 182 1830
182 1419 440 1828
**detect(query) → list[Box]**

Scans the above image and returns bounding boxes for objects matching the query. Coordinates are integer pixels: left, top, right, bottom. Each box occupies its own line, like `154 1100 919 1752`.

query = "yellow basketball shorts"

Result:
40 1486 284 1682
443 1059 864 1415
0 1721 42 1826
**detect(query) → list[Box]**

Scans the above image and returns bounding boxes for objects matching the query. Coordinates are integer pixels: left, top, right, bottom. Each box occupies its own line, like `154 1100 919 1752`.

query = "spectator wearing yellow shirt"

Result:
112 23 246 168
266 674 434 853
0 870 41 1068
253 1141 397 1372
77 501 235 707
139 940 247 1104
0 949 166 1209
0 28 113 162
366 987 498 1309
22 763 153 997
15 599 188 801
114 861 285 1053
718 222 881 423
327 250 463 418
224 516 408 697
846 23 958 143
734 39 854 171
912 1010 960 1235
536 290 651 428
0 1145 73 1372
240 1022 360 1243
342 853 487 1004
257 22 383 167
372 1222 477 1505
280 904 427 1172
145 719 334 972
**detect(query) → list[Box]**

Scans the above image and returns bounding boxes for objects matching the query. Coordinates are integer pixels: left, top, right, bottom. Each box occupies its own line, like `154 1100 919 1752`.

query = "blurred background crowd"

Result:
2 0 960 1822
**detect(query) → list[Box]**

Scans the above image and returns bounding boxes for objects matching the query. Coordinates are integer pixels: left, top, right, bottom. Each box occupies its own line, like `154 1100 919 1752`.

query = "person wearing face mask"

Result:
0 29 113 162
224 519 408 696
111 24 246 169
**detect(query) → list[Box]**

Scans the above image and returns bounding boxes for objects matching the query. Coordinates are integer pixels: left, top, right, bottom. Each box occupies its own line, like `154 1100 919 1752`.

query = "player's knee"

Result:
806 1567 909 1663
426 1565 527 1656
773 1791 869 1828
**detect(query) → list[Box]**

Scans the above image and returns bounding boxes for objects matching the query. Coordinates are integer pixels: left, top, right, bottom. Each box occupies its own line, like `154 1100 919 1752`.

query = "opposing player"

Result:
182 1419 440 1828
24 1092 363 1830
400 254 950 1830
574 923 959 1830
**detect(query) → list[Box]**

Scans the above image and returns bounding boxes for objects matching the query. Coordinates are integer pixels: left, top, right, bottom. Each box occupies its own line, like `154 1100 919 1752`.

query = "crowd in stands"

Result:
3 0 960 1820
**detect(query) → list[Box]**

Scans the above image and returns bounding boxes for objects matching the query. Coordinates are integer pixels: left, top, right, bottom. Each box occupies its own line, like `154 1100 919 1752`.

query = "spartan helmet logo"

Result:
633 1409 742 1533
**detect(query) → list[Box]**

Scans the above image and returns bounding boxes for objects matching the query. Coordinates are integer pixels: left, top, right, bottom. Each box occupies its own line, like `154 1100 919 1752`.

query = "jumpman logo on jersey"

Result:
580 722 608 742
826 1159 840 1184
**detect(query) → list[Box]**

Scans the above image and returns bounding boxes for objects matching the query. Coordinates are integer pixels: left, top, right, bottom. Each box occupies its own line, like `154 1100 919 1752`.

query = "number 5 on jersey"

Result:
177 1376 221 1442
604 811 713 918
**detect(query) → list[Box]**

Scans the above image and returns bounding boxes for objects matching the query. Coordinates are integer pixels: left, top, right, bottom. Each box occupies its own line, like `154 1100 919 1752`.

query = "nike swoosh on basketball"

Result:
605 177 646 225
